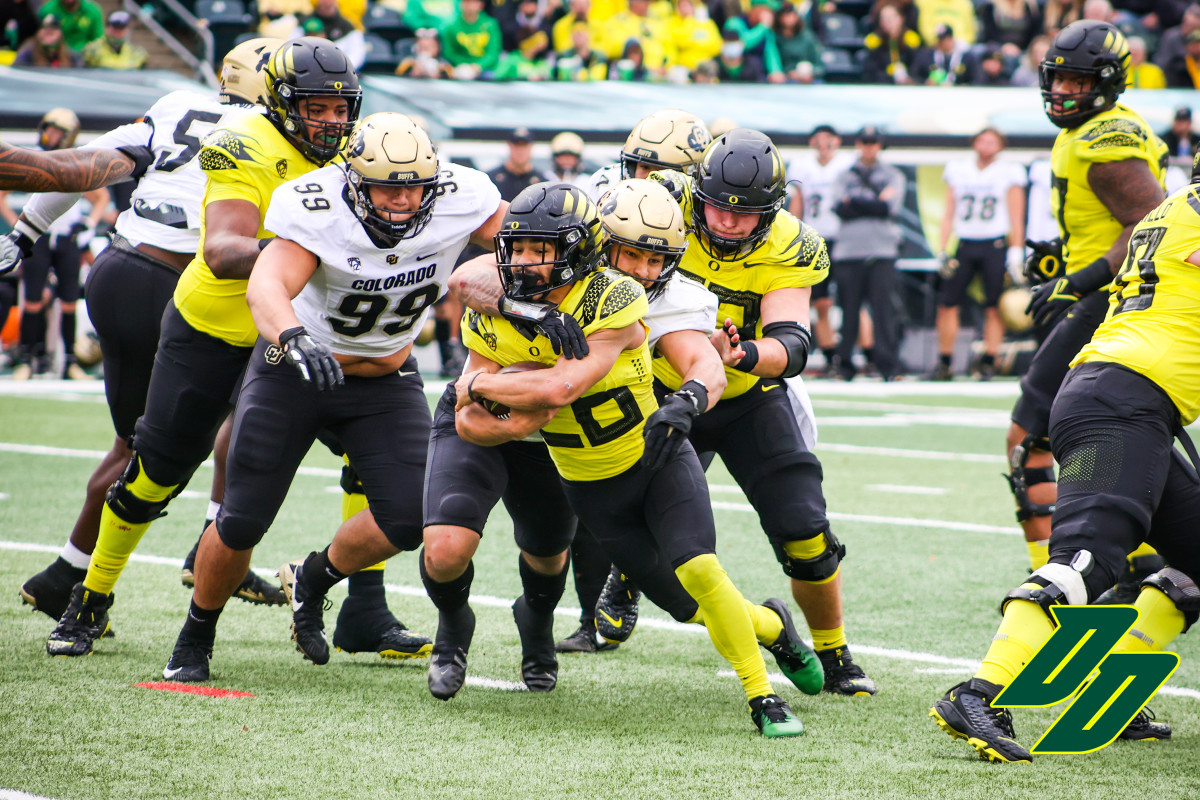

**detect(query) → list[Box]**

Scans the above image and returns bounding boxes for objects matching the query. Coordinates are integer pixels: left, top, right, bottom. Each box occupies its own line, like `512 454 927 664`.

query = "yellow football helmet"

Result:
599 178 687 299
621 109 711 179
219 37 282 106
345 112 440 245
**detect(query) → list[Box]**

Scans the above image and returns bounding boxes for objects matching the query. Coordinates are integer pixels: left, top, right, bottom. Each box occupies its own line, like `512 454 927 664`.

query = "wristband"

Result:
13 218 43 244
467 371 484 403
732 340 759 372
679 379 709 414
278 325 305 347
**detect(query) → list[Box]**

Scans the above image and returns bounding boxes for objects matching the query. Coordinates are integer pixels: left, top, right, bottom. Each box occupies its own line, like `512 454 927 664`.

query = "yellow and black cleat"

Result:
929 678 1032 763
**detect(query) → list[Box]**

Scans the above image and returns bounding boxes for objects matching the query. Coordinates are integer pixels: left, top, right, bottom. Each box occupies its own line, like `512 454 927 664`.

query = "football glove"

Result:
0 220 38 278
1025 257 1112 327
1024 238 1063 285
499 295 589 359
279 326 344 391
1005 246 1026 284
641 380 708 471
937 253 958 280
648 171 687 203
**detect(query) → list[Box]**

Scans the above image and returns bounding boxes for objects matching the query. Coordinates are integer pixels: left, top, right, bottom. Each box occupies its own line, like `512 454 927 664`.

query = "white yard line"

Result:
866 484 950 496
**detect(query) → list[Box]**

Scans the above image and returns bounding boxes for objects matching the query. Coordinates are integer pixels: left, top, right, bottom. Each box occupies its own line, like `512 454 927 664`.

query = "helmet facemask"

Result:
496 227 593 302
277 87 361 164
1039 64 1111 129
348 171 439 247
692 192 780 262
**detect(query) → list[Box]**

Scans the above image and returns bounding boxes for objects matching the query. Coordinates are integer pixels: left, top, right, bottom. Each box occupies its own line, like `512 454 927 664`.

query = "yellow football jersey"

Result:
651 169 830 398
1049 103 1167 275
461 269 655 482
173 110 323 347
1073 184 1200 424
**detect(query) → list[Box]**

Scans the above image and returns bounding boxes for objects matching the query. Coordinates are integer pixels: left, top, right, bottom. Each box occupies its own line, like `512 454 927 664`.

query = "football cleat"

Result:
234 570 287 606
1095 553 1167 605
162 637 213 683
428 605 475 700
928 362 953 382
555 621 619 653
279 557 332 666
761 598 824 695
46 583 113 657
1119 707 1171 741
817 645 877 696
20 556 87 621
512 596 558 692
749 694 805 738
333 597 431 659
975 361 997 382
929 678 1033 763
595 566 640 644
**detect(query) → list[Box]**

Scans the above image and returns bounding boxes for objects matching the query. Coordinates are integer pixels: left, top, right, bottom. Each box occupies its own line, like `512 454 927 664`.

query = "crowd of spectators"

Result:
3 1 147 69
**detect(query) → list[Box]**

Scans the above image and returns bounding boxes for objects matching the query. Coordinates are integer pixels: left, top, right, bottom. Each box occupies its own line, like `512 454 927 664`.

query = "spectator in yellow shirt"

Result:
668 0 721 69
1126 35 1166 88
597 0 676 72
551 22 610 79
82 11 146 69
916 0 977 44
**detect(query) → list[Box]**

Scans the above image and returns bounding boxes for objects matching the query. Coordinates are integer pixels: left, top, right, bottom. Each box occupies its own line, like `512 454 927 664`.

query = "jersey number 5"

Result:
155 110 223 173
331 285 441 337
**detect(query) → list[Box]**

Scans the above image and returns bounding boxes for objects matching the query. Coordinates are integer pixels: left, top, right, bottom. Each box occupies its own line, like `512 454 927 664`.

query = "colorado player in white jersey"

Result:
786 124 857 377
16 40 288 629
162 113 506 682
582 109 710 203
932 127 1028 380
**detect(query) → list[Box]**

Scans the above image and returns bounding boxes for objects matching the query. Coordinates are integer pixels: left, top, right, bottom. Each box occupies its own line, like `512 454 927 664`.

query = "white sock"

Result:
207 501 221 522
60 541 92 570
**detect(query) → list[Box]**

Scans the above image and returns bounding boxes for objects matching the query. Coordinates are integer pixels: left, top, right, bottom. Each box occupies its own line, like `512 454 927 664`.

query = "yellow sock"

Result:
745 600 783 646
676 554 773 700
1026 539 1050 571
342 490 369 523
1127 542 1158 560
976 597 1055 686
1115 587 1185 654
784 537 839 585
85 458 176 594
810 626 847 652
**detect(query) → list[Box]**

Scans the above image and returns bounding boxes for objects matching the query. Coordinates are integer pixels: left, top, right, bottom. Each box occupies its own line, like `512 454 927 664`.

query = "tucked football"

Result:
481 361 547 418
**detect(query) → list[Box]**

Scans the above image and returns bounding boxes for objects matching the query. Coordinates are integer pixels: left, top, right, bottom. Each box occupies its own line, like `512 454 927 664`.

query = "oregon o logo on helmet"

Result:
994 606 1179 755
729 196 740 205
334 81 343 89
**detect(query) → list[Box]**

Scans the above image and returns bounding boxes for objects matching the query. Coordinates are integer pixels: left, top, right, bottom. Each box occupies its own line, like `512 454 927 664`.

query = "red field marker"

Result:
134 682 254 698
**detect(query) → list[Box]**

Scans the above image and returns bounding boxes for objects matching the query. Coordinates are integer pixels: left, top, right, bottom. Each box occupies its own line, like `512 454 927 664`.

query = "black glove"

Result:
0 224 36 278
279 326 344 391
641 380 708 471
499 295 589 359
1024 238 1063 285
1025 257 1112 327
648 171 687 203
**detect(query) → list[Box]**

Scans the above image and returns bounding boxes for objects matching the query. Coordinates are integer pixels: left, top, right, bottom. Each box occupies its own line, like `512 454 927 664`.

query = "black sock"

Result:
347 567 385 602
19 308 46 352
939 353 952 367
519 555 569 616
420 551 473 614
303 547 348 596
60 310 76 360
863 347 876 365
981 353 996 366
180 599 223 644
435 317 451 344
821 347 837 363
569 525 609 625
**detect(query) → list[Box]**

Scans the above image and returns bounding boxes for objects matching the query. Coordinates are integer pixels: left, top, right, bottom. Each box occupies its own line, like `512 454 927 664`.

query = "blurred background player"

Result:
0 108 109 381
547 131 590 190
786 124 864 378
17 39 287 629
932 127 1027 381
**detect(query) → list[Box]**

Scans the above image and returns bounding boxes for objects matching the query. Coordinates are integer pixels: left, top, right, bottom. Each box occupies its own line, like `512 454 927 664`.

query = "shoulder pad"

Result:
599 274 645 319
200 128 264 170
569 270 613 329
1080 115 1148 148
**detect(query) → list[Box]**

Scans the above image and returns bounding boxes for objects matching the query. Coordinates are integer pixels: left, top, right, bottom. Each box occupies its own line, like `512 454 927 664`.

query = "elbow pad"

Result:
762 321 811 378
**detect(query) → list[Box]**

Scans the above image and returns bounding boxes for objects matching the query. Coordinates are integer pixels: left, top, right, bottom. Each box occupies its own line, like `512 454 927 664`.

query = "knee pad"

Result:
1002 552 1093 617
380 520 422 552
1006 434 1055 522
105 455 177 524
1142 567 1200 632
773 530 845 582
215 512 266 551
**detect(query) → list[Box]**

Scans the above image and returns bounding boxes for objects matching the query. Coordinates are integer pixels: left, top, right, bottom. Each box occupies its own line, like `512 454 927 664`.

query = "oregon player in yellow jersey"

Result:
929 157 1200 765
47 37 362 658
642 129 874 696
450 183 812 736
1005 20 1167 576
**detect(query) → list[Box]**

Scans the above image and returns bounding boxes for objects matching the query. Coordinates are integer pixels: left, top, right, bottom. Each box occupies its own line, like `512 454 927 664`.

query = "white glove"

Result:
1006 246 1027 284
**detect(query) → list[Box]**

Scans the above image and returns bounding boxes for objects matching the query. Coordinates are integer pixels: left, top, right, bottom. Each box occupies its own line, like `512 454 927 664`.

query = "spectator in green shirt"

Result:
82 11 147 69
441 0 502 79
38 0 104 52
724 0 785 82
774 3 823 82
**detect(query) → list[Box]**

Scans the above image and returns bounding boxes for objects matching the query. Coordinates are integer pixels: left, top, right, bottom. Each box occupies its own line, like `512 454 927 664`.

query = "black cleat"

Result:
1119 707 1171 741
162 637 213 683
279 557 332 665
817 645 877 696
930 678 1033 763
595 566 640 644
20 557 86 621
749 694 805 738
333 597 431 659
428 606 475 700
761 598 824 695
512 596 558 692
46 583 113 657
233 570 287 606
927 362 953 382
1095 553 1167 605
555 620 619 653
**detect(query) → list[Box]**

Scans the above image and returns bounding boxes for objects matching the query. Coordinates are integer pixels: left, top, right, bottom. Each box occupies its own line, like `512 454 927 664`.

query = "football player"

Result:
583 108 711 202
46 37 361 658
16 39 287 628
1003 20 1167 575
452 182 819 737
642 128 876 696
929 154 1200 764
0 109 110 380
162 113 506 682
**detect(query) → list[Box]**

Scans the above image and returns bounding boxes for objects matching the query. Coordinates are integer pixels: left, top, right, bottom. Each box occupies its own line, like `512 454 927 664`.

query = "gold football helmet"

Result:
621 109 711 179
38 108 80 151
599 178 687 299
345 112 440 245
219 37 282 106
